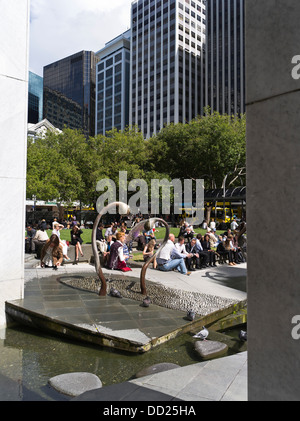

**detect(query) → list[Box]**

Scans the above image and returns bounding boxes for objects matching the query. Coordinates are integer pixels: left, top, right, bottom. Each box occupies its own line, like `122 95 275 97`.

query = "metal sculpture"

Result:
125 217 170 295
91 202 170 296
237 222 247 261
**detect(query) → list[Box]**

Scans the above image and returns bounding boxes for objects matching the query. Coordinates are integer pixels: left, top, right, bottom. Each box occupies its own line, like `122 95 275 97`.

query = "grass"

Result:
46 227 225 245
46 229 92 244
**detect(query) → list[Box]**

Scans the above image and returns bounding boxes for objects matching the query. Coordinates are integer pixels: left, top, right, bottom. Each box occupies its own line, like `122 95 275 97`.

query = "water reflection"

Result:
0 323 246 401
0 325 198 401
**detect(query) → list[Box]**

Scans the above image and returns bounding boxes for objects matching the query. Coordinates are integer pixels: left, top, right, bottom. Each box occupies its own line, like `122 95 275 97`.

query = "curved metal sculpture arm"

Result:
92 203 170 296
237 222 247 261
91 202 129 296
139 218 170 295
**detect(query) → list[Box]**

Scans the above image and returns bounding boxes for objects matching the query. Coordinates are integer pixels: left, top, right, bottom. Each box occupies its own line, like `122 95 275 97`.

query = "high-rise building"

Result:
28 71 43 123
205 0 245 115
95 30 131 135
43 51 99 137
130 0 206 138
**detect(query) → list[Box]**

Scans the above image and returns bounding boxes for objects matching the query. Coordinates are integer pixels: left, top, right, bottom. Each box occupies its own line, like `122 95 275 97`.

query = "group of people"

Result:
25 218 85 269
155 221 245 275
95 222 132 272
95 219 158 272
26 214 245 273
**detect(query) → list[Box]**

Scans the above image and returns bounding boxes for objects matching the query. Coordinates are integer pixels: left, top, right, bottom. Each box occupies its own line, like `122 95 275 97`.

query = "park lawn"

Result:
47 227 225 244
46 229 92 244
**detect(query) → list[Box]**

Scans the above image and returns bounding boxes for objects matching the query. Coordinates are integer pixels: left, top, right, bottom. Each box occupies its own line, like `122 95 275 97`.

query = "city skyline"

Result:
30 0 245 138
29 0 133 77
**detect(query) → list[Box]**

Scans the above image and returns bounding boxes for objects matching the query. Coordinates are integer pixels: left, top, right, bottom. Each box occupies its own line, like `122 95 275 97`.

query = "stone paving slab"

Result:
129 352 248 401
7 261 246 354
6 272 202 353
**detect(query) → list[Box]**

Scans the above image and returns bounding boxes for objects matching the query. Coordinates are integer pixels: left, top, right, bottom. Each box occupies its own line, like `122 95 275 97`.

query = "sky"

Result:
29 0 133 77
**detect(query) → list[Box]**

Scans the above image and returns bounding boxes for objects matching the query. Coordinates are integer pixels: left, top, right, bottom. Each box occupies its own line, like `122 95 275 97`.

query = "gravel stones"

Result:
59 275 239 318
48 372 102 397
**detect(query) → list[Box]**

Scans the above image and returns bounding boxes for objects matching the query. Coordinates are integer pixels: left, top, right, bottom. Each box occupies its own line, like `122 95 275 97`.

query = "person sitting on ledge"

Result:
107 232 132 272
70 225 84 261
156 233 192 275
40 234 63 270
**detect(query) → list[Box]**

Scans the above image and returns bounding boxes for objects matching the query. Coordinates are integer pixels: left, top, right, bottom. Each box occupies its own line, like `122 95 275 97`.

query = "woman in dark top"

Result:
201 233 216 266
70 225 83 261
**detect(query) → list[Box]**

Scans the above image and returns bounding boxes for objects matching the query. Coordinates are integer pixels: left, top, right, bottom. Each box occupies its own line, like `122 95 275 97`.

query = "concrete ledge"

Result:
66 244 93 263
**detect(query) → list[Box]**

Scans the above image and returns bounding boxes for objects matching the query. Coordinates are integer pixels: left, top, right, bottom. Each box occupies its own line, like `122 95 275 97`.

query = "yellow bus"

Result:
210 206 233 224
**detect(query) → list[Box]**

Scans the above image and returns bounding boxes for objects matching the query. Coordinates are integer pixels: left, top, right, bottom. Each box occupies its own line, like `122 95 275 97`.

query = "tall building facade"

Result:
130 0 206 138
43 51 99 137
28 71 43 123
95 30 131 135
205 0 245 115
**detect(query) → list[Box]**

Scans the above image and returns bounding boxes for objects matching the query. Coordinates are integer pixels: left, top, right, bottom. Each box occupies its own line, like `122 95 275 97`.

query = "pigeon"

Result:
141 296 151 307
109 287 122 299
186 310 196 321
193 326 209 340
239 330 247 342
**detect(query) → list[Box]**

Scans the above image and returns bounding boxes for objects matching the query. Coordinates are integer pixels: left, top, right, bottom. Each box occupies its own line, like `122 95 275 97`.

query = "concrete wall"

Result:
0 1 30 327
246 0 300 400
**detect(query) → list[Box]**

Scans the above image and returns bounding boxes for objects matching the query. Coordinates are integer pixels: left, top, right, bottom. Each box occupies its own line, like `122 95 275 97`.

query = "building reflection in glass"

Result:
43 51 99 137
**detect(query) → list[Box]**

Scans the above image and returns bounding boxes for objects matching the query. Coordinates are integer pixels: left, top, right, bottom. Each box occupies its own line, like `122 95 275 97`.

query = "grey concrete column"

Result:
0 1 30 327
246 0 300 400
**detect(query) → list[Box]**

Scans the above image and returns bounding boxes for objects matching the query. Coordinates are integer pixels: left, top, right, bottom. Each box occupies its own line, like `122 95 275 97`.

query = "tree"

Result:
26 135 83 203
147 109 246 189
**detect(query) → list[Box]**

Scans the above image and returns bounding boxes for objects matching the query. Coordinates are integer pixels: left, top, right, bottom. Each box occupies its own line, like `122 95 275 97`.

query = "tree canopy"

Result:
26 111 246 205
146 109 246 188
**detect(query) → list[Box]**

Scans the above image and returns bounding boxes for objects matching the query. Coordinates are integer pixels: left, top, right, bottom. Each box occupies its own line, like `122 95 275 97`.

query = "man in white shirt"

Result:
32 227 49 258
175 236 188 254
156 234 192 275
231 218 239 231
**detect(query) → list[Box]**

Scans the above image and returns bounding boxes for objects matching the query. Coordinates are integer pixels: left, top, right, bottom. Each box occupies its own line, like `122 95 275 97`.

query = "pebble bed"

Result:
59 275 240 317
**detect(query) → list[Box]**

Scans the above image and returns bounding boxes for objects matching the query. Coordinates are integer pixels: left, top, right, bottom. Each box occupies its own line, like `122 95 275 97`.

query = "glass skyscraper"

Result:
28 71 43 123
43 51 99 137
130 0 207 139
95 30 131 135
205 0 245 115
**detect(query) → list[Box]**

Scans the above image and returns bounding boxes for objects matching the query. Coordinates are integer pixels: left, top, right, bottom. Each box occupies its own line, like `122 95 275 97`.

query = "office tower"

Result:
43 51 99 137
95 30 131 135
28 71 43 123
130 0 206 139
205 0 245 115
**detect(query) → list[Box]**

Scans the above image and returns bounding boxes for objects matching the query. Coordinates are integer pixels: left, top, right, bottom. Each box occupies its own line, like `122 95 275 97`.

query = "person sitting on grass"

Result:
40 234 63 270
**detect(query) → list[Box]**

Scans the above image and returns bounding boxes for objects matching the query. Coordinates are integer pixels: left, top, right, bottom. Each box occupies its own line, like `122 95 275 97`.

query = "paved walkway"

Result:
73 352 247 401
17 256 248 401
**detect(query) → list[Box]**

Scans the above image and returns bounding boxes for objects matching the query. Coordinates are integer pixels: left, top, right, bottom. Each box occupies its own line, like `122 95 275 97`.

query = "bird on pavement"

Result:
193 326 209 340
141 296 151 307
186 310 196 321
109 287 122 298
